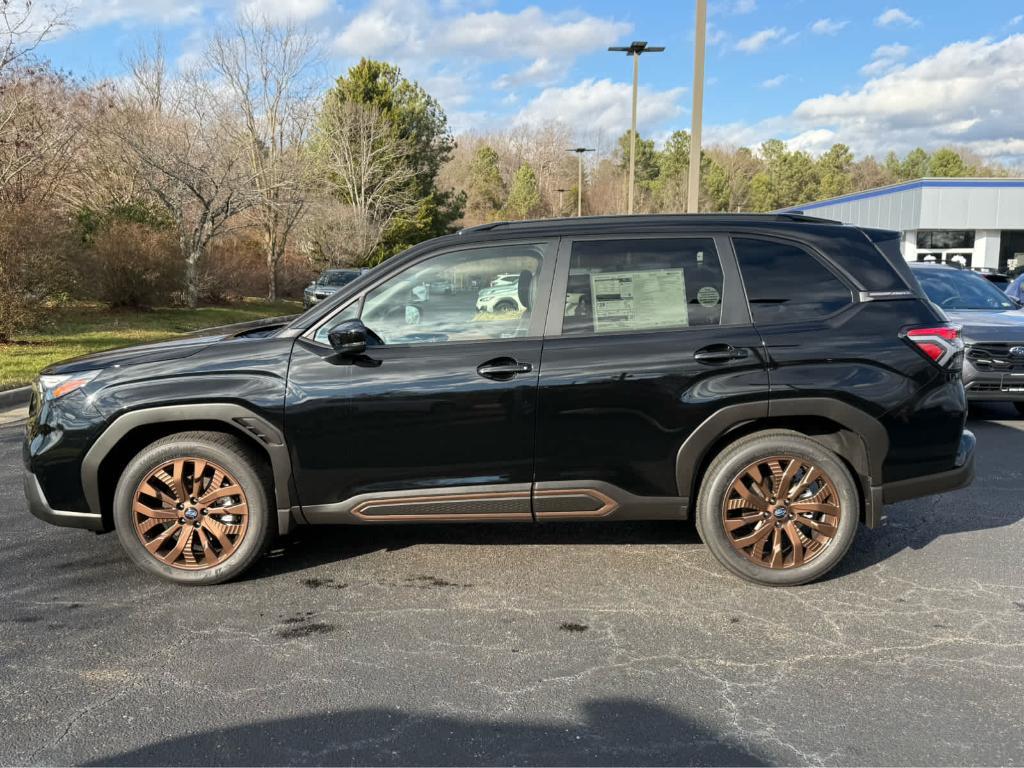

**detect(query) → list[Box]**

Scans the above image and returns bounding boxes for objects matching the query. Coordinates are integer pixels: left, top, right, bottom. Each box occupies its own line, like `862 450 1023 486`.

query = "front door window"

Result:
358 244 547 345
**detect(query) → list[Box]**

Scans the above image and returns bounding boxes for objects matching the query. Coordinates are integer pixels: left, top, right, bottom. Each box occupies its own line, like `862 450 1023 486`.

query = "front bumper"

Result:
873 429 975 518
24 470 105 531
963 354 1024 400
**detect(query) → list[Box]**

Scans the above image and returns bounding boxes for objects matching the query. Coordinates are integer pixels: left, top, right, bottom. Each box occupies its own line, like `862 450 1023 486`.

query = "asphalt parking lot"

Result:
1 405 1022 767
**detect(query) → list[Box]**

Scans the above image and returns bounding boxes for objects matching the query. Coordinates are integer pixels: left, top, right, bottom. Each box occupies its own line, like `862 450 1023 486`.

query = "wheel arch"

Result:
676 399 888 526
82 404 296 535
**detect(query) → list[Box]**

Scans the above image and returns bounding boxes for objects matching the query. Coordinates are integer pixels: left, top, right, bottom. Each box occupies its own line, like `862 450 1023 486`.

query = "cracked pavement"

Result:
1 405 1023 766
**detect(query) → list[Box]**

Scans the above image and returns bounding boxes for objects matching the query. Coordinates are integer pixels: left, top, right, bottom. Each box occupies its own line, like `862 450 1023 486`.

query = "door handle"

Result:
477 358 533 380
694 344 750 364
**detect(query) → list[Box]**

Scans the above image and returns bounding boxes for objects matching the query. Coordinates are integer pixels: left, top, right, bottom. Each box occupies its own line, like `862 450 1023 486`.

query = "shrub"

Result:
0 206 75 341
84 221 181 308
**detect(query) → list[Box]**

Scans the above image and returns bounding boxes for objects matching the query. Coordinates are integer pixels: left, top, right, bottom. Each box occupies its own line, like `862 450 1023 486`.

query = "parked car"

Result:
24 214 974 587
475 279 525 314
303 269 364 308
975 268 1011 290
912 262 1024 414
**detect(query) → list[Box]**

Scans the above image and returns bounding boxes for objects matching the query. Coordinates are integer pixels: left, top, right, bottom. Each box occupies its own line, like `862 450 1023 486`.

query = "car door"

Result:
286 239 556 523
532 233 770 516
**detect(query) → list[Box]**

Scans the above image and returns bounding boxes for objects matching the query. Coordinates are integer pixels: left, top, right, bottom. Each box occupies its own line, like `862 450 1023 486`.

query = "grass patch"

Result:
1 298 302 391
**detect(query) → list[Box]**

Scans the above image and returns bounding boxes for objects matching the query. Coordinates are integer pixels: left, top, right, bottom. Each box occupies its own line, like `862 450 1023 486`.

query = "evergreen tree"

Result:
321 59 464 259
502 163 543 220
466 145 505 223
817 143 854 199
928 147 969 177
900 147 930 180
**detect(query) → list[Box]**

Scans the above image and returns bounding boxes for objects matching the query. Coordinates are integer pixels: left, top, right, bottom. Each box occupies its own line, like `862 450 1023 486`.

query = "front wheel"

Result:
696 430 859 586
1013 401 1024 417
113 431 274 585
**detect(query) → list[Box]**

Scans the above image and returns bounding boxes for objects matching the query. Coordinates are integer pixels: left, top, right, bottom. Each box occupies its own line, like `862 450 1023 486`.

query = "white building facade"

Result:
783 178 1024 273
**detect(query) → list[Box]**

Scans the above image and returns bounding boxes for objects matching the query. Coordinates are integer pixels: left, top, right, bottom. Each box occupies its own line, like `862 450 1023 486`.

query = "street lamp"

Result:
566 147 595 217
609 40 665 215
687 0 707 213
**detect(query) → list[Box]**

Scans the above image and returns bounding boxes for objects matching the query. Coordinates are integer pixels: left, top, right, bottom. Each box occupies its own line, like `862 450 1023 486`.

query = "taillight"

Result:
903 326 963 368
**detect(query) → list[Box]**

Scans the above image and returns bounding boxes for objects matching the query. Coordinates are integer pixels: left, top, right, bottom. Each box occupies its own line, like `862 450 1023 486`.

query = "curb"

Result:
0 386 31 410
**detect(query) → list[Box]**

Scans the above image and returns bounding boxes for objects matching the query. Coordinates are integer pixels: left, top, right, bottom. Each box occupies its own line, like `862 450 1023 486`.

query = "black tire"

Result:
493 299 518 314
695 430 859 587
112 431 274 585
1013 402 1024 417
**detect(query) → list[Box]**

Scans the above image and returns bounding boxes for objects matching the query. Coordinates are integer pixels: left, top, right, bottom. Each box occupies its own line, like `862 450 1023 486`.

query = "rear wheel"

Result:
696 430 859 586
113 431 274 585
1013 402 1024 417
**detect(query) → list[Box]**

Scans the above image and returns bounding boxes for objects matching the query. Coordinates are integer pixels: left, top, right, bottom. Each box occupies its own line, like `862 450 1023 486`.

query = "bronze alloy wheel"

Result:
131 458 250 570
721 455 841 570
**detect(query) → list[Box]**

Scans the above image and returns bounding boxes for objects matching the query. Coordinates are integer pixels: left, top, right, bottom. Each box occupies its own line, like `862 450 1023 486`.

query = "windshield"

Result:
915 267 1016 311
321 271 358 287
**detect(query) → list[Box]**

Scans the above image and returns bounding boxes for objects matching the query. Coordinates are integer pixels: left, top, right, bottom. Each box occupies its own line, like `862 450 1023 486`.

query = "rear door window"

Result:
561 238 725 335
733 237 852 323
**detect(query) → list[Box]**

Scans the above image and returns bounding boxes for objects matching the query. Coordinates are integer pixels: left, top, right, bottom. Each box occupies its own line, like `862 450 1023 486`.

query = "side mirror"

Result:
327 319 369 355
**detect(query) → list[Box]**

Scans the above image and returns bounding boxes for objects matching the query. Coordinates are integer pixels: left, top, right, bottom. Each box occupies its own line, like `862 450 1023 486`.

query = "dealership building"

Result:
784 178 1024 273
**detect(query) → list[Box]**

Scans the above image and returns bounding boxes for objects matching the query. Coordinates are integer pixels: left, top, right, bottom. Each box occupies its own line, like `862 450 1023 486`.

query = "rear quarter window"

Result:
733 237 853 324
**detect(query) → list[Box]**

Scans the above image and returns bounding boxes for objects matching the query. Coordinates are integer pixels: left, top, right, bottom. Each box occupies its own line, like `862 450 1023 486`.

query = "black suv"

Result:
23 215 975 586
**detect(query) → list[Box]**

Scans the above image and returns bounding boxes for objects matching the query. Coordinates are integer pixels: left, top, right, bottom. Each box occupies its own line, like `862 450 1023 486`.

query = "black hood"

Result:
40 317 295 376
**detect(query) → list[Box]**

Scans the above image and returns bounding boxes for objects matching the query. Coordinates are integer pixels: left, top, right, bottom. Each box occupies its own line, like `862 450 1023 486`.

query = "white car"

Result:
476 281 524 314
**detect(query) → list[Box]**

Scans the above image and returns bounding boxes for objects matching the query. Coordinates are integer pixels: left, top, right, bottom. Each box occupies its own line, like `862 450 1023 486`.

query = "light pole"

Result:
687 0 707 213
566 147 595 217
609 41 665 214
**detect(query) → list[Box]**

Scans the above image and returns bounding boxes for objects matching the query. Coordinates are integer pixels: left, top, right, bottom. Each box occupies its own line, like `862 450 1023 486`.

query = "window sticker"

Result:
697 285 721 307
590 269 688 332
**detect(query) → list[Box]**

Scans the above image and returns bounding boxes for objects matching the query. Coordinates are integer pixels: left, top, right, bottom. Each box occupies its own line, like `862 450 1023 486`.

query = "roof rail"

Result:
458 212 842 233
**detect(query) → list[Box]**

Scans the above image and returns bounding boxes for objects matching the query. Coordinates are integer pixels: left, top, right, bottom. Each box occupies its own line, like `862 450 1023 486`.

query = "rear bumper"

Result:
871 430 975 523
24 470 105 532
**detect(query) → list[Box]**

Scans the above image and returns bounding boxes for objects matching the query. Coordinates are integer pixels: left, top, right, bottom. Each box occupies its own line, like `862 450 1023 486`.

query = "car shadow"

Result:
247 403 1023 584
246 520 701 582
86 698 766 767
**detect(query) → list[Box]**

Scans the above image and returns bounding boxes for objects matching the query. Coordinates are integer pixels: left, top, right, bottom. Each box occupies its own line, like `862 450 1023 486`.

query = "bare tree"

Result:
1 0 69 76
313 101 418 266
0 66 83 206
207 12 319 300
115 53 254 307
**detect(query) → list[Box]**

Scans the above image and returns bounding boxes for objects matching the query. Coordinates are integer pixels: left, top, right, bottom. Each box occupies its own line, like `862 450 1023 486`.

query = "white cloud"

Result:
761 74 787 88
237 0 333 22
811 18 848 36
334 1 630 91
875 8 920 27
334 0 430 56
860 43 910 76
1012 15 1023 26
494 57 563 90
735 27 785 53
786 128 838 154
514 78 685 137
709 34 1024 162
71 0 202 28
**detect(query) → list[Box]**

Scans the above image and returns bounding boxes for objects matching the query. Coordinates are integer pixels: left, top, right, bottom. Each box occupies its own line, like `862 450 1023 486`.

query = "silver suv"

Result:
911 262 1024 414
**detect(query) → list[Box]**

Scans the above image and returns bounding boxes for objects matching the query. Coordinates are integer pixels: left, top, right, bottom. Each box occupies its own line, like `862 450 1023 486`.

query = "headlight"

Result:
38 370 101 400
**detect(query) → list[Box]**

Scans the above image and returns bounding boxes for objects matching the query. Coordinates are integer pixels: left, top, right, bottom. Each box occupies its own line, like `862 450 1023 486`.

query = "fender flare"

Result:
81 404 295 535
675 398 889 499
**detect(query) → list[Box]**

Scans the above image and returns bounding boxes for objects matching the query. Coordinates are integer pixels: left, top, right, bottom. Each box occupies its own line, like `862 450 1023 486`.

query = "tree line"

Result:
444 129 1008 227
0 0 1013 341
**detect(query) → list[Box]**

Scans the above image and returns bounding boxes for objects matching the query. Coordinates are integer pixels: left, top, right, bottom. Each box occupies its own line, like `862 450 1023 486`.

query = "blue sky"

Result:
36 0 1024 163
